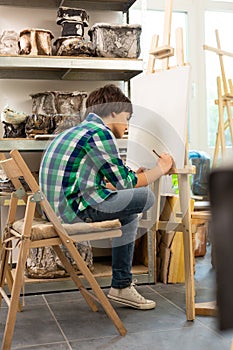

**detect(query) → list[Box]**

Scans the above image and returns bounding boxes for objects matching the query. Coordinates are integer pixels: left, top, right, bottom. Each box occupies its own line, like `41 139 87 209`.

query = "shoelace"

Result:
129 281 146 301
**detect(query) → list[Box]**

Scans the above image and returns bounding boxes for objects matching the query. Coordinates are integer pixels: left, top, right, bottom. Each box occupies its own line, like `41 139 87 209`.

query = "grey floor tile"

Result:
69 326 232 350
109 296 189 333
44 290 83 303
149 284 187 311
47 300 118 340
11 342 71 350
1 303 66 349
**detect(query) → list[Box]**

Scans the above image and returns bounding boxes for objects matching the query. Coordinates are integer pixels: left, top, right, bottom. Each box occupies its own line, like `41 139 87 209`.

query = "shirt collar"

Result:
86 113 105 125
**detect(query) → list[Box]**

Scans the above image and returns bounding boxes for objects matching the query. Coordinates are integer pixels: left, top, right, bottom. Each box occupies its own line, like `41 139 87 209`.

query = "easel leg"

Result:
213 126 220 168
178 173 195 321
217 77 226 160
225 100 233 143
162 0 173 70
213 77 226 166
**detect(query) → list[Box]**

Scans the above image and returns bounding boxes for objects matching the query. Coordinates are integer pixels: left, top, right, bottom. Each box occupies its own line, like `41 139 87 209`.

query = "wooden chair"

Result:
0 149 126 350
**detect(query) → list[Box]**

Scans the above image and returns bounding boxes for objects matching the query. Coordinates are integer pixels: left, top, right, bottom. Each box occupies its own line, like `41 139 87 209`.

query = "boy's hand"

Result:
158 153 174 175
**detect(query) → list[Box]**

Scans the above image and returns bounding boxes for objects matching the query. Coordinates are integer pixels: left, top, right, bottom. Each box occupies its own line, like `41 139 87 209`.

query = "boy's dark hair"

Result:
85 84 133 118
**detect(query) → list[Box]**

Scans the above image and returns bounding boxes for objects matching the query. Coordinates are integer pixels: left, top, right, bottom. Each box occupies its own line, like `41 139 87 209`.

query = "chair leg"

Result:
53 245 99 312
0 246 9 291
62 239 127 336
0 201 23 311
0 241 22 312
1 239 30 350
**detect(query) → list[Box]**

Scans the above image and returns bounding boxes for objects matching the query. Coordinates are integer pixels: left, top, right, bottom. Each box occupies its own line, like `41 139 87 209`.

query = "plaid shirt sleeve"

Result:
86 128 138 190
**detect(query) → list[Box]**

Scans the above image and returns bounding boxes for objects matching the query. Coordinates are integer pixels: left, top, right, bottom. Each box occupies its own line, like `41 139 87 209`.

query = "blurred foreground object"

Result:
209 166 233 330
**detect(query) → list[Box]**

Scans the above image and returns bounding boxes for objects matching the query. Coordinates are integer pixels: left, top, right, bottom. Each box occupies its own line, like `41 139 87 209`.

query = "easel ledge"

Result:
169 165 196 175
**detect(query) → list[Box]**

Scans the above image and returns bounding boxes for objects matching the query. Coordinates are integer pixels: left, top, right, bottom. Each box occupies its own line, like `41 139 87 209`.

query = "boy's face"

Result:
111 111 131 138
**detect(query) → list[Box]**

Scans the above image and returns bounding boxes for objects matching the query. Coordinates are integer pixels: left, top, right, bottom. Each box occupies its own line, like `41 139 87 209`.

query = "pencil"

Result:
152 149 161 158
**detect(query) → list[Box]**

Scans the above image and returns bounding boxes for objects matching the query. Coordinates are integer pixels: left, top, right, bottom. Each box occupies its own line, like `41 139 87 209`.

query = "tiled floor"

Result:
1 247 233 350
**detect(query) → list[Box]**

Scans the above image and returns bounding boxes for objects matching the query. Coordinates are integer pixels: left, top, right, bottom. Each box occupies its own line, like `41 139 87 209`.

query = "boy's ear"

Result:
111 112 117 118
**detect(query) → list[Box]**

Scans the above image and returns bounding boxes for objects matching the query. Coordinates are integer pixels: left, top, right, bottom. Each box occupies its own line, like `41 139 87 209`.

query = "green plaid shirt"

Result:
39 113 138 223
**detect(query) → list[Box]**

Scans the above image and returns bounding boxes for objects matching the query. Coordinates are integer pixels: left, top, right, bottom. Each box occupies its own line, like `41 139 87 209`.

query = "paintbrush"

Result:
152 149 161 158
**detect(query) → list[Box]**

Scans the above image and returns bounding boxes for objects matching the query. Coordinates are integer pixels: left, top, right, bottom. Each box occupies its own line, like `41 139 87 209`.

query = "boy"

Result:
40 84 173 310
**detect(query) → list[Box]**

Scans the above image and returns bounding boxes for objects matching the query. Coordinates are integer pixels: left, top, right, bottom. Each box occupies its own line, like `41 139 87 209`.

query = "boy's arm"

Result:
105 153 173 189
135 153 174 188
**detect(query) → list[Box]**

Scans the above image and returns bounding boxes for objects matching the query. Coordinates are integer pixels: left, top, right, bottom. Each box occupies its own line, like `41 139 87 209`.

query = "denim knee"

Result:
144 187 155 212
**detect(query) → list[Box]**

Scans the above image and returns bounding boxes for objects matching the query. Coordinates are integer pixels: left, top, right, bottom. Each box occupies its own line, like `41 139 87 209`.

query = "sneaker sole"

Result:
107 294 156 310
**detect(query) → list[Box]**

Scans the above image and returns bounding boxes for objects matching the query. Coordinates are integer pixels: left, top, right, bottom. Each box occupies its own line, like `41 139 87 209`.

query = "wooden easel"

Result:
195 29 233 322
146 0 195 321
204 29 233 166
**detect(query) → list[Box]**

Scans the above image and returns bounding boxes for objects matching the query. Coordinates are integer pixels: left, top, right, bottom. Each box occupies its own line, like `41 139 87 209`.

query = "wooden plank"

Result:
168 231 185 283
159 243 172 283
191 211 211 220
195 301 217 316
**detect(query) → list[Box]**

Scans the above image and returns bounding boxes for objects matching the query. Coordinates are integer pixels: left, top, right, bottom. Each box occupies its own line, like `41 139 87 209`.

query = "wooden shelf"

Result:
0 138 129 152
0 0 136 12
0 55 143 81
23 262 148 283
9 263 149 291
0 138 49 152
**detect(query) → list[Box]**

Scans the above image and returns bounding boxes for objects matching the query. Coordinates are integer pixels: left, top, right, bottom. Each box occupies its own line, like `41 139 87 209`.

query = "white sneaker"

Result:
108 282 156 310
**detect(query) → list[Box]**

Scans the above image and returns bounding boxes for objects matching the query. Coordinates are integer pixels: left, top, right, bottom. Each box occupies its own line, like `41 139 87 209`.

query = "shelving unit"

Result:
0 0 156 291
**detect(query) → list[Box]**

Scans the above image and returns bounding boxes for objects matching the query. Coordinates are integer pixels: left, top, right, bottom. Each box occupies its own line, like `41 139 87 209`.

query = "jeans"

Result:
77 186 155 289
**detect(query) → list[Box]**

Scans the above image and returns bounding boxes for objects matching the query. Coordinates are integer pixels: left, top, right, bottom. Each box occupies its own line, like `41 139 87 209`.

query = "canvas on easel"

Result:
127 65 191 171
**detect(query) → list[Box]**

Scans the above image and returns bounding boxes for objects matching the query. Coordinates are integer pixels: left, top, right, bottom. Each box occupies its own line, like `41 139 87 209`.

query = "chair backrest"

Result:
0 150 70 242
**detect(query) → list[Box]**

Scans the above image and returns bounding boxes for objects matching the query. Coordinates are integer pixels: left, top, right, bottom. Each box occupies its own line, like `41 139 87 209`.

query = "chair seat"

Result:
12 217 121 241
